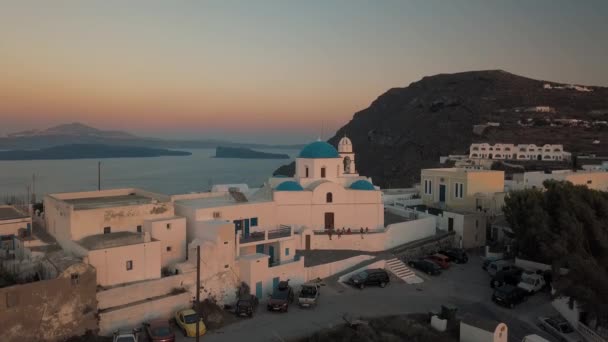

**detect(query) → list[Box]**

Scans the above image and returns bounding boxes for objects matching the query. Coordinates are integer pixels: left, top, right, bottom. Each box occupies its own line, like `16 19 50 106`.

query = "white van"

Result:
487 260 516 277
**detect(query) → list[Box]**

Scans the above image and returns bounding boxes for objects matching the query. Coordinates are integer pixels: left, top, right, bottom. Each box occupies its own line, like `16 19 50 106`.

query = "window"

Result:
103 226 111 234
424 180 433 195
305 166 309 178
166 223 171 229
213 211 221 219
326 192 333 203
285 248 290 256
475 220 479 228
250 217 258 227
71 273 79 285
454 183 464 199
166 246 172 252
136 225 142 233
126 260 133 271
587 180 592 184
321 167 326 178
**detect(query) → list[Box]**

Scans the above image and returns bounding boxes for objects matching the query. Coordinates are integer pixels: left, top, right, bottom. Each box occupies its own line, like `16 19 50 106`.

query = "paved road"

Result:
177 256 557 342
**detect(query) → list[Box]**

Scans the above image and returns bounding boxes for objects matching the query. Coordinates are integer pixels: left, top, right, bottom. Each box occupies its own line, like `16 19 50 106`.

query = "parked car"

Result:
438 248 469 263
174 308 206 337
347 269 390 289
235 294 259 317
408 259 441 275
491 285 528 308
518 271 546 294
298 283 320 308
267 280 294 312
425 254 451 269
487 260 516 277
490 267 523 288
143 319 175 342
537 316 583 342
113 328 140 342
482 257 503 270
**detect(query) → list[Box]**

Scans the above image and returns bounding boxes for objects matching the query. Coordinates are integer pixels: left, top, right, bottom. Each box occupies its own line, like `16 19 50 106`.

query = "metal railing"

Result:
238 226 292 244
268 227 291 239
239 232 265 244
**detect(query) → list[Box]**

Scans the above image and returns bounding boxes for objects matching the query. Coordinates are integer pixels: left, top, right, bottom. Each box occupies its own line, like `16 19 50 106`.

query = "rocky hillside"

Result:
275 70 608 187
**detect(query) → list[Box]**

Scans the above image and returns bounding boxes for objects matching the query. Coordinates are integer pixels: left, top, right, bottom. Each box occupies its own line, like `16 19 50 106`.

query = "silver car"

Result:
537 316 583 342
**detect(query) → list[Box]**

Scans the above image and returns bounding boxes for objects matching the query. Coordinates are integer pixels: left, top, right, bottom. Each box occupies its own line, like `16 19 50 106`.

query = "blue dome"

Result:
350 180 376 191
298 141 340 158
275 181 304 191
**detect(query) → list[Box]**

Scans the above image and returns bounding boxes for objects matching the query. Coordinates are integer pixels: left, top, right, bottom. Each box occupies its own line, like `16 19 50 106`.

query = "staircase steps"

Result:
386 257 423 284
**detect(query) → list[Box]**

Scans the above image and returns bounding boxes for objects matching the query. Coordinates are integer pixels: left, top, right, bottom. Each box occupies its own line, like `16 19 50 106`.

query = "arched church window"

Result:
321 167 326 178
326 192 333 203
343 157 351 173
305 166 309 178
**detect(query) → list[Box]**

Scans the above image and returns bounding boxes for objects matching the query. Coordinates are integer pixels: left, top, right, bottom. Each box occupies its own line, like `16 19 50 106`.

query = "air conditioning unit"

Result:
213 211 221 219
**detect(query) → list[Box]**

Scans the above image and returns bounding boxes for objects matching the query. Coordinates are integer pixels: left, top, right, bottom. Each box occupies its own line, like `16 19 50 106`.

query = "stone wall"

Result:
0 264 97 342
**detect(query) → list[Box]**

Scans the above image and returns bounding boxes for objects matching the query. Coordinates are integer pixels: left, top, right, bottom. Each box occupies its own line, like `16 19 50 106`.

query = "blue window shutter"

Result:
251 217 258 227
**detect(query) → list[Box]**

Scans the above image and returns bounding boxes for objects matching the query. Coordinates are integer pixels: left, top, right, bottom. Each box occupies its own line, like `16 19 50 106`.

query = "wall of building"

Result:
144 217 187 268
43 195 73 242
189 221 236 280
0 216 31 237
459 323 495 342
45 189 174 242
238 253 305 298
300 216 435 252
86 240 161 287
509 170 608 192
462 215 487 249
97 272 195 311
98 292 191 336
304 255 375 281
0 264 97 342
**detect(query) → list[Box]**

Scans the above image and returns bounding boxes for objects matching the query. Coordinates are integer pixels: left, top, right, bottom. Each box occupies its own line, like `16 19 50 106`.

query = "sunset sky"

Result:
1 0 607 144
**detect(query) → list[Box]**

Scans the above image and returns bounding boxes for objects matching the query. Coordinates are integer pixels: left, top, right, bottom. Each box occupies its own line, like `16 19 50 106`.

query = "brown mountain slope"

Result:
275 70 608 187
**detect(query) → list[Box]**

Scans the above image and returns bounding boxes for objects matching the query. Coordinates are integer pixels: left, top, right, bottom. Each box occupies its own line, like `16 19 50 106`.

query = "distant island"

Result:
0 122 304 150
0 144 192 160
214 146 289 159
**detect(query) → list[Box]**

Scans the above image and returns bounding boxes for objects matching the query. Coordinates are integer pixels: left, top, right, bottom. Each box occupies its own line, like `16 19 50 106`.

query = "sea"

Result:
0 148 298 200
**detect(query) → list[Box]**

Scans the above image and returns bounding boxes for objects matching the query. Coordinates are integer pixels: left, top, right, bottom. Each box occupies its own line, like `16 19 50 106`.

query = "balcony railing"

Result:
268 227 291 239
238 225 292 244
239 232 265 244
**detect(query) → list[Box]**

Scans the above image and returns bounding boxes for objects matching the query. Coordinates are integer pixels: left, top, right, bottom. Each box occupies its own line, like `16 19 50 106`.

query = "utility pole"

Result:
195 244 201 342
31 173 36 204
98 161 101 191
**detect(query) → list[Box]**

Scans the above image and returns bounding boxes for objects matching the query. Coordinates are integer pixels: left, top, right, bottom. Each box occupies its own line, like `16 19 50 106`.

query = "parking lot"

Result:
176 255 557 342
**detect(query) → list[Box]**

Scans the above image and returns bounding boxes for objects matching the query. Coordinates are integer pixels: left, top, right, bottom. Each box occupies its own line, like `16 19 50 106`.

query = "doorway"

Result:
324 212 334 229
268 246 275 266
448 217 454 232
255 281 263 299
439 185 446 203
305 235 311 250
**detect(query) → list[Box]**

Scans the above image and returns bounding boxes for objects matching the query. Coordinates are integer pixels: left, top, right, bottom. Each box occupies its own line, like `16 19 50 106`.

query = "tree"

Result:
504 180 608 328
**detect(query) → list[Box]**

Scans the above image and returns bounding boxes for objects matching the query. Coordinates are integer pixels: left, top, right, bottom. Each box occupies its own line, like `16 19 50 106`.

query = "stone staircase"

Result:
386 257 423 284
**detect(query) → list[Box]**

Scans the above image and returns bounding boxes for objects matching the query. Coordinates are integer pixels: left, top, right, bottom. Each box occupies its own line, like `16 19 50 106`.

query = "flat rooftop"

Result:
78 231 153 250
63 194 155 210
0 206 29 220
176 191 269 209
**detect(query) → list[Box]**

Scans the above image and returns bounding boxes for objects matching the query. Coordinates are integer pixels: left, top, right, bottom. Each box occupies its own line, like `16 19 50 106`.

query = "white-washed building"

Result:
469 143 570 161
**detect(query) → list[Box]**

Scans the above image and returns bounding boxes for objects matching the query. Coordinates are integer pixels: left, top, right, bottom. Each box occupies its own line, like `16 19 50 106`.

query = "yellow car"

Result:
174 308 206 337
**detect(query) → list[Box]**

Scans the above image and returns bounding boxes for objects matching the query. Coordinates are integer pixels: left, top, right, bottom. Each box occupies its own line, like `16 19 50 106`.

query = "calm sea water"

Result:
0 148 297 198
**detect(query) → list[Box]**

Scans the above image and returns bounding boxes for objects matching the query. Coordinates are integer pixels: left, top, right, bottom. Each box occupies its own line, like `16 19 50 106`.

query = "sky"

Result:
1 0 607 144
